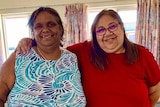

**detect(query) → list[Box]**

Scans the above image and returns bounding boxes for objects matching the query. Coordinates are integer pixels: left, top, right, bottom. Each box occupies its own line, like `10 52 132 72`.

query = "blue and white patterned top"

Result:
7 48 86 107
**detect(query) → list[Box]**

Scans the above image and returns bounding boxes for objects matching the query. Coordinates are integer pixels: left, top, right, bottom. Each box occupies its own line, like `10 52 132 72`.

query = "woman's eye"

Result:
48 22 57 27
96 28 105 33
108 24 117 30
34 24 42 29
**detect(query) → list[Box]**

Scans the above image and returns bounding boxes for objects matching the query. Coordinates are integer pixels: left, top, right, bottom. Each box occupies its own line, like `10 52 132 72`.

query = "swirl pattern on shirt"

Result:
7 48 86 107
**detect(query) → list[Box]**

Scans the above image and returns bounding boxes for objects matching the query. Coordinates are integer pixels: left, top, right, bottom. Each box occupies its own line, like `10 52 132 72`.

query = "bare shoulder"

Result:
0 52 16 103
0 51 16 90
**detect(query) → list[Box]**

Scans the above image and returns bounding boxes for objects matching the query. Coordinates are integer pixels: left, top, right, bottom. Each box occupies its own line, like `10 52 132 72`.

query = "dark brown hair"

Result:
28 7 64 47
91 9 139 70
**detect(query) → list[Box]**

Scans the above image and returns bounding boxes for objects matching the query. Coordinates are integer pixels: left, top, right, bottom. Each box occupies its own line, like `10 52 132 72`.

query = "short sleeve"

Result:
140 46 160 87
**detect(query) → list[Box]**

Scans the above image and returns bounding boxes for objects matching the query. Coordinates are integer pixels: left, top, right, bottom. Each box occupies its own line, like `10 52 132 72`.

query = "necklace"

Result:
37 47 62 107
37 47 62 60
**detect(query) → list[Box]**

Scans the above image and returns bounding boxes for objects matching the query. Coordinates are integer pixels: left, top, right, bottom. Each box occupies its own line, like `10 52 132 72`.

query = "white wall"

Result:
0 0 136 10
0 0 136 21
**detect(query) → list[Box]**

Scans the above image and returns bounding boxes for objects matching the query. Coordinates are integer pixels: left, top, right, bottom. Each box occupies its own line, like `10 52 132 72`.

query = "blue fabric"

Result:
7 48 86 107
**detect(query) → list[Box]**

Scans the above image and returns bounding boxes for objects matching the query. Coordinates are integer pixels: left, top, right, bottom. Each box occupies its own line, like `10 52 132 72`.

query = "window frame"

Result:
1 13 31 59
87 5 137 42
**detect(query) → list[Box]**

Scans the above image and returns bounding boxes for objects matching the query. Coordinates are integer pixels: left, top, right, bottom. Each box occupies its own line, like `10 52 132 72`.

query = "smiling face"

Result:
95 15 125 54
32 11 62 48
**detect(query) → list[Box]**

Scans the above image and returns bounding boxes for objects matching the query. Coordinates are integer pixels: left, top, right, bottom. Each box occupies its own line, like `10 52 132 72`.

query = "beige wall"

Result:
0 0 136 21
0 0 136 10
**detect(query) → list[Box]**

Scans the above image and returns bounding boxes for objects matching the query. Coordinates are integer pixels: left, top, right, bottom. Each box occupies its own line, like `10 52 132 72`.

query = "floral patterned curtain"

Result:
64 3 88 46
136 0 160 65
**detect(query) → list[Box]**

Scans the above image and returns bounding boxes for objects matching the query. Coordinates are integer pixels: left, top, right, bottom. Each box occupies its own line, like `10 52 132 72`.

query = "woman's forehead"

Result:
96 15 118 26
34 12 57 23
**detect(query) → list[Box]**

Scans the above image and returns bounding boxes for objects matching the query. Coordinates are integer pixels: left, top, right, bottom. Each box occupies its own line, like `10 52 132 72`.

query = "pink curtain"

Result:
64 3 88 46
136 0 160 65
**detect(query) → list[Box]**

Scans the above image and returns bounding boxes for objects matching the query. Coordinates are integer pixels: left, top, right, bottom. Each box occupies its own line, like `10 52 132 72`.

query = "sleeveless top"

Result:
7 48 86 107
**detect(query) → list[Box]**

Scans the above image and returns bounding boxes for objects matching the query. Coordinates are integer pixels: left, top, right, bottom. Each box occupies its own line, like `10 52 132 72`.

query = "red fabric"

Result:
67 41 160 107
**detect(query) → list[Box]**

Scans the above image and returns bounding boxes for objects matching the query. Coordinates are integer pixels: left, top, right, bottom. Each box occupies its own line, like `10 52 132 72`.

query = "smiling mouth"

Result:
104 36 116 41
42 34 53 38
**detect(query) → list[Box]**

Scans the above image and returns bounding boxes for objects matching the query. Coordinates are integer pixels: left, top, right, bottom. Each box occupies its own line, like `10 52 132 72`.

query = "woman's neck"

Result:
35 46 62 60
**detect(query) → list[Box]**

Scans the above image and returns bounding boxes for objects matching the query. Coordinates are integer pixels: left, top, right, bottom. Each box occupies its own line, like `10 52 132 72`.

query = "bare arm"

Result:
149 82 160 107
0 52 16 106
16 38 33 54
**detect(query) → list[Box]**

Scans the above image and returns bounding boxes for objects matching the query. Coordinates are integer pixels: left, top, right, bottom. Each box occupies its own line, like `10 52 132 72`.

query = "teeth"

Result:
106 36 116 40
107 38 112 40
105 38 113 40
104 37 115 41
42 35 52 38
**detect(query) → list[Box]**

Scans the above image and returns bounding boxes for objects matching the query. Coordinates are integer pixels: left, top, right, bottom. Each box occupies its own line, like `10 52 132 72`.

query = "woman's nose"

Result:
41 26 50 33
103 29 113 36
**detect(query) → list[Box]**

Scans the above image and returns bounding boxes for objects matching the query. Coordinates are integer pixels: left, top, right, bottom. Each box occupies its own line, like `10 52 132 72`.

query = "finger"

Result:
16 38 32 54
15 46 21 54
15 42 21 53
20 41 28 54
16 41 26 54
24 39 32 53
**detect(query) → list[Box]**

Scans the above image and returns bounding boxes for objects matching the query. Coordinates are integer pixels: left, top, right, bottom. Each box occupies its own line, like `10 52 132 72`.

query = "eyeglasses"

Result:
96 23 120 36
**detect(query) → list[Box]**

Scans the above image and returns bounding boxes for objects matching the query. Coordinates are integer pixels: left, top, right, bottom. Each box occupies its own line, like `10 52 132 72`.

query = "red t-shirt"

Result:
67 41 160 107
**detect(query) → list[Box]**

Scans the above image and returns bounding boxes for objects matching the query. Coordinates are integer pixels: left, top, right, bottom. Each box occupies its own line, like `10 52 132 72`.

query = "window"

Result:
87 9 100 40
2 14 30 58
118 10 137 42
87 8 137 43
0 29 5 68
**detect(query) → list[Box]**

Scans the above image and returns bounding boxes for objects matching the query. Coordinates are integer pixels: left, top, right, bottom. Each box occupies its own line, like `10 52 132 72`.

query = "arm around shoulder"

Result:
0 52 16 106
16 38 33 54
